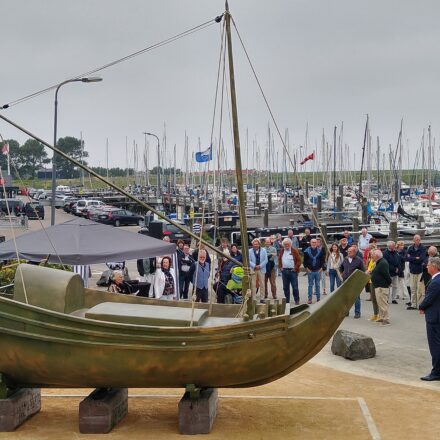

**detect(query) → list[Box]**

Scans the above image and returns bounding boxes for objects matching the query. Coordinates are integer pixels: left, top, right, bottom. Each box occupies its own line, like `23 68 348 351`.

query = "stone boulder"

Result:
331 330 376 360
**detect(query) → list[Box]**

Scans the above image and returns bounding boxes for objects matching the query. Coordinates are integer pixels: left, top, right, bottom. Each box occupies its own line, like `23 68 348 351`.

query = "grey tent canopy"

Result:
0 218 175 265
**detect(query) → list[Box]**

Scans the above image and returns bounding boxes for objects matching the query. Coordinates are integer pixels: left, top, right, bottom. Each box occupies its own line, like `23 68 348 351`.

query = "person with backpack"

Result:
303 238 326 304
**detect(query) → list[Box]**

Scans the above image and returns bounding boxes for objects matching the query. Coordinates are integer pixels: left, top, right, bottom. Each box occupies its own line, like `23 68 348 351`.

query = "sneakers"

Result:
307 299 312 304
392 300 398 304
316 298 320 302
368 314 379 321
405 302 412 306
294 300 300 305
376 318 384 323
381 320 391 326
354 313 361 319
407 306 417 310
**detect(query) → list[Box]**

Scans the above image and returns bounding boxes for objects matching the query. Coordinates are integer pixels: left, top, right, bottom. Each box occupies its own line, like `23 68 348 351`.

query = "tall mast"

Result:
224 1 251 308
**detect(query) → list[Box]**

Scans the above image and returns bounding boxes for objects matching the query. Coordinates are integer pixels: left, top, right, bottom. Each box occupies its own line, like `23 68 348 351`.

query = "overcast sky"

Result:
1 0 440 173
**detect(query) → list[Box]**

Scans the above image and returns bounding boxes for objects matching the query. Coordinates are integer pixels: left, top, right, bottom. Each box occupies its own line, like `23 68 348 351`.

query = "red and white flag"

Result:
300 152 315 165
1 143 9 155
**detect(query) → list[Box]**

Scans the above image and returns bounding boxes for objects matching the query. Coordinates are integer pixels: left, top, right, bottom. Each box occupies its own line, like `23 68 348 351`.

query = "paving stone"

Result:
331 329 376 360
178 388 218 435
79 388 128 434
0 388 41 431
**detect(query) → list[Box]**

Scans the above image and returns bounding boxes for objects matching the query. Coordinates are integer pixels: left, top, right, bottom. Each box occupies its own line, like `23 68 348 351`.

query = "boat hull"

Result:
0 271 368 389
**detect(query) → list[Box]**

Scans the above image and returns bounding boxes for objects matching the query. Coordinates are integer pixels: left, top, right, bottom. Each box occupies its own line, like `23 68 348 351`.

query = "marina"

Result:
1 1 440 438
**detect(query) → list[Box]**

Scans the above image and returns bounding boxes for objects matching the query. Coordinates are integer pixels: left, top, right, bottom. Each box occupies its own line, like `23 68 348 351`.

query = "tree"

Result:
13 139 50 178
54 136 88 178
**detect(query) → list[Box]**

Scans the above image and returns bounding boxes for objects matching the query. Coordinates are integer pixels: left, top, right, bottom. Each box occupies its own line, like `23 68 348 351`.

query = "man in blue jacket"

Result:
383 241 401 304
407 235 427 310
303 238 325 304
249 238 268 300
419 256 440 381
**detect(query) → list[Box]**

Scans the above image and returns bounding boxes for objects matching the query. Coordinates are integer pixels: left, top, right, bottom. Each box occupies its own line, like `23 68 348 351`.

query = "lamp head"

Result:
81 76 103 83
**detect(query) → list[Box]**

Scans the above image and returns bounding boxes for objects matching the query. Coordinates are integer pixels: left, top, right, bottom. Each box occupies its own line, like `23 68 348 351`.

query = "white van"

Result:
73 200 104 216
56 185 71 193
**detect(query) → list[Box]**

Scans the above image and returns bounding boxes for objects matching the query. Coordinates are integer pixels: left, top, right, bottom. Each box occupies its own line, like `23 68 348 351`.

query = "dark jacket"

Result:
299 235 312 251
178 252 195 275
371 257 392 288
419 274 440 324
303 247 325 271
406 244 427 274
397 248 407 277
340 256 365 280
221 251 242 282
383 249 400 277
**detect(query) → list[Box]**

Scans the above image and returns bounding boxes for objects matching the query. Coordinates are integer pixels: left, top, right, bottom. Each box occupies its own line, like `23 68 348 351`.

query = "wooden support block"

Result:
178 388 218 435
79 388 128 434
0 389 41 432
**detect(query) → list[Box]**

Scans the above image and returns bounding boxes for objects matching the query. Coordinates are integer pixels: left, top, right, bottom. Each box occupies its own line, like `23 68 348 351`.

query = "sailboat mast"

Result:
224 1 251 305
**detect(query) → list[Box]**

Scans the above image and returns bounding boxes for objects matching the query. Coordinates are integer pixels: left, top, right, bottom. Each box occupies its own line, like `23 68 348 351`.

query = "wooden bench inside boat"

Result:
85 302 208 327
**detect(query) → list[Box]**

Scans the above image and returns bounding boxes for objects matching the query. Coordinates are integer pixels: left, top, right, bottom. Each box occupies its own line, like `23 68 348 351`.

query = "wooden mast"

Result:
224 1 252 314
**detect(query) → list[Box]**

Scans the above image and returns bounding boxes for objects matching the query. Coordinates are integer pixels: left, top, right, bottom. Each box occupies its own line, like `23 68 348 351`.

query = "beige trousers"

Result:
409 273 425 307
251 269 266 299
375 287 390 321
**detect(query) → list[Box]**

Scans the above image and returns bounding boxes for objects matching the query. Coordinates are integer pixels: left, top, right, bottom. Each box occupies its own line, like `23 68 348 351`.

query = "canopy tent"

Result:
0 218 175 265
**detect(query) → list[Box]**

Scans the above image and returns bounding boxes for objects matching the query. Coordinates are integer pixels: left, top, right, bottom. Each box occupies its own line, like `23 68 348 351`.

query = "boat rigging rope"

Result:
230 16 334 258
190 16 226 326
0 167 28 304
1 15 223 110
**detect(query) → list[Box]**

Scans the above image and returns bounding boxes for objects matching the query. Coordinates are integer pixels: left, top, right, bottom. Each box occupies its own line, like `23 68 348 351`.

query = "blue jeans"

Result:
281 269 299 303
308 271 321 300
329 269 342 292
354 296 361 315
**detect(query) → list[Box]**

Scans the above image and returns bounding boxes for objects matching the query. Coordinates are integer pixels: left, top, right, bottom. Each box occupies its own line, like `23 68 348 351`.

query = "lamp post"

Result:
144 132 161 197
51 77 102 225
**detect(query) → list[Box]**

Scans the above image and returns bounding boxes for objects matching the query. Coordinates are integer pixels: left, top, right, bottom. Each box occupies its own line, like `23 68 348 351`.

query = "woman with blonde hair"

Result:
365 243 379 321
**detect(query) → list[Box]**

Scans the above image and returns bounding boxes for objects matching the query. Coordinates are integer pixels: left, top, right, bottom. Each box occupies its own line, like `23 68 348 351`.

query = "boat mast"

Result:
224 1 251 305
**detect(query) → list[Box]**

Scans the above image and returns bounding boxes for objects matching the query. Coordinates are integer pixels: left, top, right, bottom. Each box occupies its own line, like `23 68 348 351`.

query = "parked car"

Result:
85 205 114 220
64 199 79 213
73 200 105 216
24 202 45 220
0 199 24 216
138 220 191 243
96 208 144 227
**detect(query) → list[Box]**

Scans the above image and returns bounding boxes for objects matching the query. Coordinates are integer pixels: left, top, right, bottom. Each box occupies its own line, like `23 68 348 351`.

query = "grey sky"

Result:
1 0 440 174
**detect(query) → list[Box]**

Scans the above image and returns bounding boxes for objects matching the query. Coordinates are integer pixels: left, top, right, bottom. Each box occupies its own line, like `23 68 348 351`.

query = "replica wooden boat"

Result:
0 264 368 390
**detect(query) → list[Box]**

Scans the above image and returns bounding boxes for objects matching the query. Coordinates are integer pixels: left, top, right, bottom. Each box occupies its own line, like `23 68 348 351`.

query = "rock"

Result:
331 330 376 360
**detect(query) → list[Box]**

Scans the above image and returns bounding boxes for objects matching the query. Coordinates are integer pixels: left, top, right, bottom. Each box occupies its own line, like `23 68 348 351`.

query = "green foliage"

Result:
54 136 89 179
13 139 49 178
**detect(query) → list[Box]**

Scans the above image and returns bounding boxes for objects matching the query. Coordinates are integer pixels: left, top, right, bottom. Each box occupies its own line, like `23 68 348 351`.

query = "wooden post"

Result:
352 217 360 242
336 195 343 220
317 195 322 213
418 215 426 238
225 1 252 317
268 193 272 213
264 208 269 228
389 220 398 242
300 194 305 211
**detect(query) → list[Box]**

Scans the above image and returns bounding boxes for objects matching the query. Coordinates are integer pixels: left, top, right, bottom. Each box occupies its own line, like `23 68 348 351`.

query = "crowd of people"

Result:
103 227 435 319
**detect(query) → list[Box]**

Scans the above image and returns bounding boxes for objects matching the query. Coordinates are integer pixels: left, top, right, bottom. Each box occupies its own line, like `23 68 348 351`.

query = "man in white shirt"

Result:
358 227 372 252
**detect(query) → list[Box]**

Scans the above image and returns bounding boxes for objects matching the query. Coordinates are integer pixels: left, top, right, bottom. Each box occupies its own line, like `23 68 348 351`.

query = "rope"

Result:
189 18 226 326
230 16 335 260
1 16 222 110
0 167 28 304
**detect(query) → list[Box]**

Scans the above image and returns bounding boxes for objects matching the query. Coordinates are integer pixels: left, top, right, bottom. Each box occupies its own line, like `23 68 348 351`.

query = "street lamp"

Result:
51 77 102 225
144 132 161 197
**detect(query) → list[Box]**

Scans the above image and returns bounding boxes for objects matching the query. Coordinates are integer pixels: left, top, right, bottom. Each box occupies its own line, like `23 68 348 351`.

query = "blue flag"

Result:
195 145 212 163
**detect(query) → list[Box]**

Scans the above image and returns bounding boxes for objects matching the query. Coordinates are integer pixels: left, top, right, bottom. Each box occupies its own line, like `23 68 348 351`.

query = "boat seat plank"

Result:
85 302 208 327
